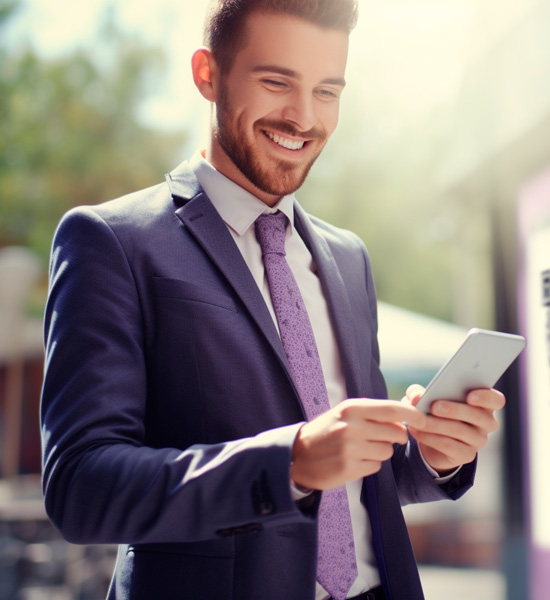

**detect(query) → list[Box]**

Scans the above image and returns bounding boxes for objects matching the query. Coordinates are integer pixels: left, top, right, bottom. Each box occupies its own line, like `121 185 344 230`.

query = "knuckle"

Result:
338 400 356 420
477 434 489 450
334 420 355 444
487 418 499 433
386 403 403 420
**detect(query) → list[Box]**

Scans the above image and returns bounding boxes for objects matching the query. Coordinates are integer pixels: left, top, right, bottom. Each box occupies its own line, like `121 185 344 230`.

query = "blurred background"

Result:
1 0 549 598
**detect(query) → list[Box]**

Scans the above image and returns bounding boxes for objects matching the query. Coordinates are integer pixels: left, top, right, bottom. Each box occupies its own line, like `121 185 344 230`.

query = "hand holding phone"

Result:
414 328 525 414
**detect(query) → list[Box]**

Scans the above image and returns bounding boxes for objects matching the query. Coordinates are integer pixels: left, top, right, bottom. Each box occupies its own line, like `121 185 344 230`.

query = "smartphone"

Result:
414 328 526 414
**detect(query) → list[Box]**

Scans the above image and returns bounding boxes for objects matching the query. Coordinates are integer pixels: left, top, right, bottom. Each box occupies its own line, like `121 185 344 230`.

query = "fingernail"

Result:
435 402 449 415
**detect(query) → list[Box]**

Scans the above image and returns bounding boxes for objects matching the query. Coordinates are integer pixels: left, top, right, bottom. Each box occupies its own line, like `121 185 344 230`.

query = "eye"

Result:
316 88 340 100
261 79 289 91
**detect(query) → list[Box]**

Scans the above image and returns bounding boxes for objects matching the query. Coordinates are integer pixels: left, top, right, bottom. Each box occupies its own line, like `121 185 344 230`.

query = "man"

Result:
40 1 505 599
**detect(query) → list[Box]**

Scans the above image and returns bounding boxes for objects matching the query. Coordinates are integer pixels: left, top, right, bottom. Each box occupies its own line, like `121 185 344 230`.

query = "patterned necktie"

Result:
255 211 358 600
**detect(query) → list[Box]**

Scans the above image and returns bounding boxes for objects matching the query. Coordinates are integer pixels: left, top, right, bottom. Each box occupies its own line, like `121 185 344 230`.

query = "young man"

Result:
41 2 505 599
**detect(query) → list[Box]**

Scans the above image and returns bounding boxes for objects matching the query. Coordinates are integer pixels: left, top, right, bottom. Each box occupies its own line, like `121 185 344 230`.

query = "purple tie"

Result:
255 212 358 600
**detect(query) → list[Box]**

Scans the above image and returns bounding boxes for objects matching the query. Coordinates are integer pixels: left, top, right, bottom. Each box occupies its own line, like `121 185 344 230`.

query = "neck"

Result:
205 140 283 208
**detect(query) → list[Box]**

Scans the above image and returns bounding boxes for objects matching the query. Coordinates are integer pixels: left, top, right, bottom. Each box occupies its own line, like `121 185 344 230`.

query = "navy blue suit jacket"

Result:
41 161 476 600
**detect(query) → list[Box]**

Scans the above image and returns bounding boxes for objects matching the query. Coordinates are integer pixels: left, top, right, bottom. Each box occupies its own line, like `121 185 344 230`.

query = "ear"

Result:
191 48 218 102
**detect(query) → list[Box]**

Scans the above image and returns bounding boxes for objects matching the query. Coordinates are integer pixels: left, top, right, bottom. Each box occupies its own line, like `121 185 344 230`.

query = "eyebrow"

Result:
251 64 346 88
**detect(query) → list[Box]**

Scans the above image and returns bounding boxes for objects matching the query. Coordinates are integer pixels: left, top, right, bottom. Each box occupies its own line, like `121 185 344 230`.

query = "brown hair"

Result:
204 0 358 74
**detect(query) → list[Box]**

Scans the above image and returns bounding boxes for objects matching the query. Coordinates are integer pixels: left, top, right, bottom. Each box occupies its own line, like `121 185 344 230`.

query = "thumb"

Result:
403 384 425 407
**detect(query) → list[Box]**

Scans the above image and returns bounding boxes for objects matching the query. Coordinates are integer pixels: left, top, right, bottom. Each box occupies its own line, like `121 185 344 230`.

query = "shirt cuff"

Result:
290 480 314 501
418 447 462 483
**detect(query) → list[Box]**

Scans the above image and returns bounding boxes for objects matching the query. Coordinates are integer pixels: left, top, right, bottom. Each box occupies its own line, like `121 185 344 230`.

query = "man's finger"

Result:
342 398 427 429
466 389 506 411
405 384 425 406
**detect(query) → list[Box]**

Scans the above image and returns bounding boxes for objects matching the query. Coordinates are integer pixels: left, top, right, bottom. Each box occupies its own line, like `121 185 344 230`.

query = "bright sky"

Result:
6 0 211 140
6 0 543 144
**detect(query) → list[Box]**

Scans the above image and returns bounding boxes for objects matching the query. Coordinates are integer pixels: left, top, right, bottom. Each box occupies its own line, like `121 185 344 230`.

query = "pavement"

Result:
419 566 505 600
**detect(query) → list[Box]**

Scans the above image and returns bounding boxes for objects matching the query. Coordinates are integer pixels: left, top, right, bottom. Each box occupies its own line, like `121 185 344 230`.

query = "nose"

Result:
281 91 316 133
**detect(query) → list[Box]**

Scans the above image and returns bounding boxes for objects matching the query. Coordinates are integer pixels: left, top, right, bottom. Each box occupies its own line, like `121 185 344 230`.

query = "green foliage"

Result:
300 112 494 326
0 5 187 260
0 0 18 23
0 1 495 326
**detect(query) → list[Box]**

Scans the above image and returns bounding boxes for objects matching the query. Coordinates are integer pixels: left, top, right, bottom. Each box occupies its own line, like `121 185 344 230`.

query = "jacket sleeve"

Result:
391 435 477 505
41 207 312 545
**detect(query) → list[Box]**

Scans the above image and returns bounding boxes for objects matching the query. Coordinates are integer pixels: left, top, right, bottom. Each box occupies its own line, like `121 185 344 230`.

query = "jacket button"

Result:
259 502 274 515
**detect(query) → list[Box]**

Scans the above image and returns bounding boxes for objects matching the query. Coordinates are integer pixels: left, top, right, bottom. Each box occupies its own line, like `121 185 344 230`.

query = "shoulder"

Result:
296 207 377 297
294 201 366 252
49 183 184 280
307 214 365 251
298 209 371 272
59 180 171 231
57 158 199 235
53 172 193 260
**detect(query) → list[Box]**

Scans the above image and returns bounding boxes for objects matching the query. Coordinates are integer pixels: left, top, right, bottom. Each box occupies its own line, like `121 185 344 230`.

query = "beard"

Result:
213 86 327 197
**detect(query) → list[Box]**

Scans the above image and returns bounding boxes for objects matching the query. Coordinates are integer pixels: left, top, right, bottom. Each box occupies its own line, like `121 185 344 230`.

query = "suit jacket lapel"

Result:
166 165 295 393
167 162 362 407
293 203 363 399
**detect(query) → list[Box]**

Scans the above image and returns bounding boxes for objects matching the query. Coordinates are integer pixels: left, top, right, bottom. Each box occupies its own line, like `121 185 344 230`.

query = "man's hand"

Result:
290 399 427 490
405 385 506 475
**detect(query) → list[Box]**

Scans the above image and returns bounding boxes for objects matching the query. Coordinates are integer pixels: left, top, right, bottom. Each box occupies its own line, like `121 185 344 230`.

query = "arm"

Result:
41 207 312 545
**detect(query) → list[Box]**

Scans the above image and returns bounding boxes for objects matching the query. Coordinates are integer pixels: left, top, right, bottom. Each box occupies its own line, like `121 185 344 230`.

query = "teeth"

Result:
266 131 305 151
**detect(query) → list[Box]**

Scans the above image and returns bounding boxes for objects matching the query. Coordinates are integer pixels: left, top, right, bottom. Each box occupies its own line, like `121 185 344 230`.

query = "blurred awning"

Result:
0 247 44 364
377 301 467 372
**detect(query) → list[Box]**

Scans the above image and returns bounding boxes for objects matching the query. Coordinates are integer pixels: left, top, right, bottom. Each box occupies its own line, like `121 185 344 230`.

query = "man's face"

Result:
208 12 349 205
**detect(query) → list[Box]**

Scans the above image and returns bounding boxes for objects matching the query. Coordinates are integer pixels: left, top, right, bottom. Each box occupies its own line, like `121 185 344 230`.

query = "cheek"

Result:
241 101 275 132
255 96 288 122
319 104 340 135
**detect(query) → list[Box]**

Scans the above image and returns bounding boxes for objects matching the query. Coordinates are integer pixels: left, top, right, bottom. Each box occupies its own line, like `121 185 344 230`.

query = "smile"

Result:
264 131 305 151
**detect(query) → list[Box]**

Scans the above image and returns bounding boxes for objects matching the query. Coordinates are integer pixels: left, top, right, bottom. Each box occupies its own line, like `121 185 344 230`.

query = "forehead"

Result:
232 11 349 82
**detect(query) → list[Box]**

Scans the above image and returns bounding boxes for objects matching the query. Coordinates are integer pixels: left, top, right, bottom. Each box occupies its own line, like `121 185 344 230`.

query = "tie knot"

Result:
254 211 288 256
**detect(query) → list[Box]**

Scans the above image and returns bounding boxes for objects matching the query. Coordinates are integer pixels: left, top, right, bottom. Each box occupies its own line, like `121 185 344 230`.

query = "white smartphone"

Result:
414 328 526 414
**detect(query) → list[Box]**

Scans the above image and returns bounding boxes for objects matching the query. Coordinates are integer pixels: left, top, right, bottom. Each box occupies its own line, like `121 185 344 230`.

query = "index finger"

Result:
405 384 425 406
347 398 427 429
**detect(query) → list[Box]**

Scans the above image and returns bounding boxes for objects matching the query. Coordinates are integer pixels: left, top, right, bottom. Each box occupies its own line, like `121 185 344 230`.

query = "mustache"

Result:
256 118 326 141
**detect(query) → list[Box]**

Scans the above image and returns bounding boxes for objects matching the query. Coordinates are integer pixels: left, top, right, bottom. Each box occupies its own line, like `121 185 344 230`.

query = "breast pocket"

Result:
151 277 239 312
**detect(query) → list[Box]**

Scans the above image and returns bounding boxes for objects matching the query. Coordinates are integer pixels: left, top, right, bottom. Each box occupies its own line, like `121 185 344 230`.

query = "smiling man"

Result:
41 2 505 600
196 10 347 203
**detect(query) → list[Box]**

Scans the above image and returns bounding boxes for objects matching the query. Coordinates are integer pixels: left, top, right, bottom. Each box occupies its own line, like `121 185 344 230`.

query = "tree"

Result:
0 2 187 260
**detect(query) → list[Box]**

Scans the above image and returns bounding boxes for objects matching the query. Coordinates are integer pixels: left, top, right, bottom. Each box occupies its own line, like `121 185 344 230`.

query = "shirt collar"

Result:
190 150 296 237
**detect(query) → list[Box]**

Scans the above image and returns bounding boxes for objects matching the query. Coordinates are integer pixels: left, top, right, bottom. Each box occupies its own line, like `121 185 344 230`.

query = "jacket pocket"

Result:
151 277 238 312
121 540 235 599
129 538 235 558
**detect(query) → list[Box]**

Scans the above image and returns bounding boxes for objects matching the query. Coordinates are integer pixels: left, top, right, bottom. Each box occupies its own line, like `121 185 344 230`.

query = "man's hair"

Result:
204 0 358 75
